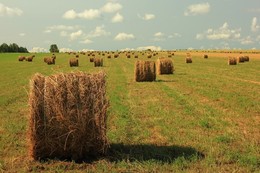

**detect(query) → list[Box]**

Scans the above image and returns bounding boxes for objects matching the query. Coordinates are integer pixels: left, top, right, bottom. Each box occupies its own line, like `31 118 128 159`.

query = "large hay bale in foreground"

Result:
69 58 78 67
156 58 174 75
94 58 103 67
228 57 237 65
135 60 156 82
28 71 109 161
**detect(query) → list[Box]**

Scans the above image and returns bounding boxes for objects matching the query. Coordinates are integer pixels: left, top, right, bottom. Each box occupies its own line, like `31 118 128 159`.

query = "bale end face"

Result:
135 60 156 82
186 57 192 63
156 58 174 75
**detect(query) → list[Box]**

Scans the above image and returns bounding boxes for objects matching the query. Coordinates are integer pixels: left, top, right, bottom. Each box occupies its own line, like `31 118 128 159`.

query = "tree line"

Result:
0 43 29 53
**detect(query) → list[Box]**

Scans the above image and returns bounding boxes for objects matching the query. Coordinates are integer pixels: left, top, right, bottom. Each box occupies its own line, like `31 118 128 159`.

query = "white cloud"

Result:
251 17 260 32
78 9 101 20
112 12 123 23
63 9 77 19
139 13 155 20
63 9 101 20
45 25 80 33
197 22 241 40
60 31 68 37
0 3 23 16
80 39 93 44
70 30 83 40
87 25 110 38
240 36 254 45
101 2 122 13
154 32 164 37
114 32 135 41
184 3 210 16
59 48 73 53
81 48 95 52
136 46 162 51
19 33 25 37
168 33 182 38
30 47 47 53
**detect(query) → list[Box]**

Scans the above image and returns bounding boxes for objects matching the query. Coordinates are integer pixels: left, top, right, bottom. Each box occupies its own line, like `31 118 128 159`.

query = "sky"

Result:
0 0 260 52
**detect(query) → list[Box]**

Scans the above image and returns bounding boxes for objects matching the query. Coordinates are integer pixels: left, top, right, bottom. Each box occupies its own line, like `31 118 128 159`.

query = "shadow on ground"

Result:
107 143 204 163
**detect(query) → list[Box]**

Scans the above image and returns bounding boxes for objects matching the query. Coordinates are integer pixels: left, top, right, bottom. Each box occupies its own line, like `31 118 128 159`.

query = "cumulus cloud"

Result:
251 17 260 32
101 2 122 13
136 46 162 51
87 25 110 38
80 39 93 44
19 33 25 37
139 13 155 20
63 9 101 20
114 32 135 41
168 33 182 38
30 47 47 53
184 3 210 16
45 25 80 33
154 32 164 37
240 36 254 45
59 48 73 53
70 30 83 40
197 22 241 40
0 3 23 16
112 12 123 23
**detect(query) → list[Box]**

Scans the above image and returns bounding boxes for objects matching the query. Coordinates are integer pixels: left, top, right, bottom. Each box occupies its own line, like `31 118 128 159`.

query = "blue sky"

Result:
0 0 260 52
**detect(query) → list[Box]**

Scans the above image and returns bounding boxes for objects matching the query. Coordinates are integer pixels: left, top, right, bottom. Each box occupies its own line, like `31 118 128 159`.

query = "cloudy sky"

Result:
0 0 260 52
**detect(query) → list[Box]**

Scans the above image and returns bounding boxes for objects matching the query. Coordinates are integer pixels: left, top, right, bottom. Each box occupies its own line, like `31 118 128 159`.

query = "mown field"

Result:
0 51 259 172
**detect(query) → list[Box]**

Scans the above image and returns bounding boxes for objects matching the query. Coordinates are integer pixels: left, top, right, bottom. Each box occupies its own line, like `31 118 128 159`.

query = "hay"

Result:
69 58 79 67
147 54 152 58
134 55 138 58
244 56 249 62
90 57 94 62
228 57 237 65
135 60 156 82
18 56 26 61
94 58 103 67
28 71 109 161
204 55 208 59
45 57 55 65
186 57 192 63
114 54 119 58
27 56 34 62
237 56 245 63
156 58 174 75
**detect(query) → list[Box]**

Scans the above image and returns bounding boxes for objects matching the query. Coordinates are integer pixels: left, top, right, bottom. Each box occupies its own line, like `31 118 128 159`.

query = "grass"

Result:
0 51 259 172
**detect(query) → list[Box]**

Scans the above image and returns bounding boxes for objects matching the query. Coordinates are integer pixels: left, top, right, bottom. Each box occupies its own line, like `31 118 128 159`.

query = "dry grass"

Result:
28 71 109 161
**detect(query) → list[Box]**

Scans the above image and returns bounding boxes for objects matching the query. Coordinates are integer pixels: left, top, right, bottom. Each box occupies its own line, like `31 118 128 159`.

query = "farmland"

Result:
0 51 259 172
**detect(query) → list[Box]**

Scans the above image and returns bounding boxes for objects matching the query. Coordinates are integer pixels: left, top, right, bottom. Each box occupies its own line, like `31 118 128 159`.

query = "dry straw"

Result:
94 58 103 67
228 57 237 65
28 71 109 161
18 56 26 61
237 56 245 63
135 60 156 82
156 58 174 75
69 58 79 67
186 57 192 63
204 55 208 59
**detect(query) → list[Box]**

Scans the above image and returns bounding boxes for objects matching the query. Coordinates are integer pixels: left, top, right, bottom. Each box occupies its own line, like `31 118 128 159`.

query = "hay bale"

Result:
204 55 208 59
244 56 249 62
28 71 109 161
228 57 237 65
186 57 192 63
156 58 174 75
27 56 34 62
45 57 55 65
135 60 156 82
147 54 152 58
107 55 111 59
18 56 26 61
126 54 131 58
237 56 245 63
94 58 103 67
114 54 119 58
69 58 79 67
134 55 138 58
90 57 94 62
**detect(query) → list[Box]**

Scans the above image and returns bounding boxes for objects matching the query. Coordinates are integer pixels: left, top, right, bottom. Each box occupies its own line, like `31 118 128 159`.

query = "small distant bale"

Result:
75 55 79 58
28 71 109 161
204 55 208 59
156 58 174 75
94 58 103 67
114 54 119 58
147 54 152 58
44 57 55 65
244 56 249 62
135 60 156 82
18 56 26 61
228 57 237 65
126 54 131 58
27 56 34 62
168 54 172 58
134 55 138 58
107 55 111 59
237 56 245 63
90 57 94 62
69 58 79 67
186 57 192 63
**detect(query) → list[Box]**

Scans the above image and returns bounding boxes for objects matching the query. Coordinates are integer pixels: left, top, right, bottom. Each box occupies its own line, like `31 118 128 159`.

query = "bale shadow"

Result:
107 143 204 163
156 79 176 83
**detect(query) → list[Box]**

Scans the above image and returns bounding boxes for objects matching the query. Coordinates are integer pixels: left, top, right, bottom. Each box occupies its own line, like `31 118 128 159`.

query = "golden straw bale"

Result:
156 58 174 75
69 58 79 67
135 60 156 82
94 58 103 67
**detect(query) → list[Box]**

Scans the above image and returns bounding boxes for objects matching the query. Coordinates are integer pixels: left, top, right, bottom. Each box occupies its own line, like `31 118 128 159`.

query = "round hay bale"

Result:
156 58 174 75
134 55 138 58
135 60 156 82
114 54 119 58
28 71 109 161
204 55 208 59
69 58 79 67
186 57 192 63
94 58 103 67
75 54 79 58
27 56 34 62
18 56 26 61
244 56 249 62
107 55 111 59
228 57 237 65
126 54 131 58
90 57 94 62
147 54 152 58
45 57 55 65
237 56 245 63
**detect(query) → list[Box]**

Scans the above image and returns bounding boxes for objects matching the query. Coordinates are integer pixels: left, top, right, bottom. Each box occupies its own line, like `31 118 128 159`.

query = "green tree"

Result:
0 43 9 53
49 44 59 53
9 43 19 52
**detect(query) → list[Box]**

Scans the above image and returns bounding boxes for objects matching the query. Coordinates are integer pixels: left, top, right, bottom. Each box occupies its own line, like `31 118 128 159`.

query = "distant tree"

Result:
49 44 59 53
0 43 9 53
18 46 29 53
9 43 19 52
